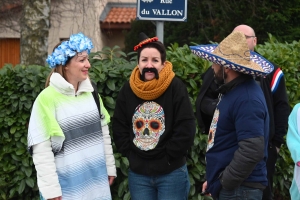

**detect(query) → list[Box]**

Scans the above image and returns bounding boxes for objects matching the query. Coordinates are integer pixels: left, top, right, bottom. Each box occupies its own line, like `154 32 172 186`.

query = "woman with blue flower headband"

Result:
27 33 116 200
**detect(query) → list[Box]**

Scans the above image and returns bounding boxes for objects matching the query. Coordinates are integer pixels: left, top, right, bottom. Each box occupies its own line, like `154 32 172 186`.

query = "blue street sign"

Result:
136 0 187 22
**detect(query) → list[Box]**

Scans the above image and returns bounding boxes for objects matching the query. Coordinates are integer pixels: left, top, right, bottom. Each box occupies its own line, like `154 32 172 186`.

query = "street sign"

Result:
136 0 187 22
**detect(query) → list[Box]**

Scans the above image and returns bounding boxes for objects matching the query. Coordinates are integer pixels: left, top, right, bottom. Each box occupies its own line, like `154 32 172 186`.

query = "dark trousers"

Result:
262 143 278 200
216 186 263 200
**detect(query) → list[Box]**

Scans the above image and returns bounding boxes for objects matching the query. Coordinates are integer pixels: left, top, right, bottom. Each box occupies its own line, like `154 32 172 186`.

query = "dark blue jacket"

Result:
205 77 269 198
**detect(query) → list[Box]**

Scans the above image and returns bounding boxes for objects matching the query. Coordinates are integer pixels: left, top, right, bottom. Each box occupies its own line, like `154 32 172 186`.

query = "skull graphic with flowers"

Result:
132 101 165 151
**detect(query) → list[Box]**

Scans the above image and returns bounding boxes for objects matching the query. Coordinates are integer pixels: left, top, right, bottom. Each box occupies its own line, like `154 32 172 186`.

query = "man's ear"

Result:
254 37 258 46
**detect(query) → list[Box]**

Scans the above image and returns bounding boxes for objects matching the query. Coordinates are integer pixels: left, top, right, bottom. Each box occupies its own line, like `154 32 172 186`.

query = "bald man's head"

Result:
233 24 257 51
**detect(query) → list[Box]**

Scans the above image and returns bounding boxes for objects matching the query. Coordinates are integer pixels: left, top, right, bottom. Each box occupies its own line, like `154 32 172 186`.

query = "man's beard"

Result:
140 68 159 81
213 66 226 85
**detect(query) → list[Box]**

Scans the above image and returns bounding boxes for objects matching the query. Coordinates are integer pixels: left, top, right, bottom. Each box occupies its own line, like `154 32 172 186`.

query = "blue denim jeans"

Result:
216 185 263 200
128 164 190 200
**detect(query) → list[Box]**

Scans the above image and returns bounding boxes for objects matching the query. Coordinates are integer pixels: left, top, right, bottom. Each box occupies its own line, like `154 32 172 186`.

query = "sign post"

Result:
136 0 187 43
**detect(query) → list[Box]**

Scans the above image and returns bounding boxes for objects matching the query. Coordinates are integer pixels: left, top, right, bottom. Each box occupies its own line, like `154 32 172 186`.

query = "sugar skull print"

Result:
207 108 219 152
132 101 165 151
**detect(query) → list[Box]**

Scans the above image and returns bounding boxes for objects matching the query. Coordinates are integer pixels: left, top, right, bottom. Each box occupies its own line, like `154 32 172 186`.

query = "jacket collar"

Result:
216 74 253 94
50 72 94 96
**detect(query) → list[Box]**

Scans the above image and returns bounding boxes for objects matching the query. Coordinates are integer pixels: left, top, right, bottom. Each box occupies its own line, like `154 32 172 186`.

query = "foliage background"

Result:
124 0 300 54
0 36 299 200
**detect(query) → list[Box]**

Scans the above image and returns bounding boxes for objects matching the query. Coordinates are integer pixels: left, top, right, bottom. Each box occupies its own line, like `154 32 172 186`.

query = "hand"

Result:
48 196 62 200
276 147 280 153
202 181 208 192
108 176 115 186
201 181 211 196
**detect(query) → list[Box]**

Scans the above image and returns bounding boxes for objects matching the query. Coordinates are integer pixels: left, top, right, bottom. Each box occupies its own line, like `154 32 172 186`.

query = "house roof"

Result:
100 3 136 30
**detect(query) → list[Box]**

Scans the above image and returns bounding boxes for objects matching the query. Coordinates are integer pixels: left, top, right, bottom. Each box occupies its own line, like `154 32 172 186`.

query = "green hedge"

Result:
0 37 299 200
0 65 50 200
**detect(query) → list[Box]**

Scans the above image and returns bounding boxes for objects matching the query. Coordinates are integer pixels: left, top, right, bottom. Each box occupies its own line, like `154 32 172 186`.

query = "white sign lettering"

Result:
152 9 183 16
142 0 153 3
160 0 172 3
141 9 150 15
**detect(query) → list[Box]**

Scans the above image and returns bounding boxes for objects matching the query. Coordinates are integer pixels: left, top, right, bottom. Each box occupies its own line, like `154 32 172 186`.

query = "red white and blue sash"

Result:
270 68 283 93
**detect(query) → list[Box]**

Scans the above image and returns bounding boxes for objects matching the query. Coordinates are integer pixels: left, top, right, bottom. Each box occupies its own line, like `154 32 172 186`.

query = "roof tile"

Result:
102 7 136 24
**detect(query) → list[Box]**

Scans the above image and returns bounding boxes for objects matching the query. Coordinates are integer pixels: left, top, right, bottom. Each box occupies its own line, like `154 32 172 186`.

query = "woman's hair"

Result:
45 39 73 88
137 41 166 63
45 66 64 88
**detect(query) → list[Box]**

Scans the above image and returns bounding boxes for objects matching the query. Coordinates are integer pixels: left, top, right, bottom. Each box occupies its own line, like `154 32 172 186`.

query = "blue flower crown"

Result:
46 32 94 68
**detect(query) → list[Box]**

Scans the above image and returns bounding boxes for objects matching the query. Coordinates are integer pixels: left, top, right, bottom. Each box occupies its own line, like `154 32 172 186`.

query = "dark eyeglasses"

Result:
245 35 256 39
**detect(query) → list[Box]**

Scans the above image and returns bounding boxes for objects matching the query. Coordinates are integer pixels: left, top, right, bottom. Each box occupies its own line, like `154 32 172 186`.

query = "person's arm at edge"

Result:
286 104 300 164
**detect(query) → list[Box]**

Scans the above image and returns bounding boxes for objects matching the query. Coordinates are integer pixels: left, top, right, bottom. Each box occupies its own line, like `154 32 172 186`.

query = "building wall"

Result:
101 30 130 51
48 0 136 53
0 0 136 66
0 15 20 67
0 16 20 38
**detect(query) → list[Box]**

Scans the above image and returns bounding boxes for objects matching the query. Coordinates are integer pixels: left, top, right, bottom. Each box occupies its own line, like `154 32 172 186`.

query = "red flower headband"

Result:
134 37 159 51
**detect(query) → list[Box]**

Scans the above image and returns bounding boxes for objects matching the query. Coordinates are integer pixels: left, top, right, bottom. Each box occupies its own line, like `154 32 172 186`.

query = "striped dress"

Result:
28 75 112 200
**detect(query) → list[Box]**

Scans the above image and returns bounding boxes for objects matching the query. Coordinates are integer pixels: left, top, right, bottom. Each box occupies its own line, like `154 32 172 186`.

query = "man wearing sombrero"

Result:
190 31 274 199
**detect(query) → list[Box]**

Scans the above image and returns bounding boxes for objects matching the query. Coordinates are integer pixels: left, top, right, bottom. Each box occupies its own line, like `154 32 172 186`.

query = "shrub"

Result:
0 64 50 200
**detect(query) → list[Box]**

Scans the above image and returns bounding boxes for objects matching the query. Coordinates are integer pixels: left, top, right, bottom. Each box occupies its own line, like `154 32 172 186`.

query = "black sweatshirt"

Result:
256 64 290 148
113 77 196 175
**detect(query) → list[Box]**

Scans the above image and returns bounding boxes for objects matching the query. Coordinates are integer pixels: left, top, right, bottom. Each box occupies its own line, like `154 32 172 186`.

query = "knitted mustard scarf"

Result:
129 61 175 100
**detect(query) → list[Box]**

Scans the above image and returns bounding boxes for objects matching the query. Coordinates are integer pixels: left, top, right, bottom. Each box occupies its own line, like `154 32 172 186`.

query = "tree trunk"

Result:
20 0 50 66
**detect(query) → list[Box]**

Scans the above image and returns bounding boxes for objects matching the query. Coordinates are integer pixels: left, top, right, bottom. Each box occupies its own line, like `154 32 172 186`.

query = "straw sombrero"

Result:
190 31 274 77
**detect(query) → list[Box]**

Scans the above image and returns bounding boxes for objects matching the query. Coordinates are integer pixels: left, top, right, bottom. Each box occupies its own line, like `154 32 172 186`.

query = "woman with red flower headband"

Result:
27 33 116 200
112 32 196 200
